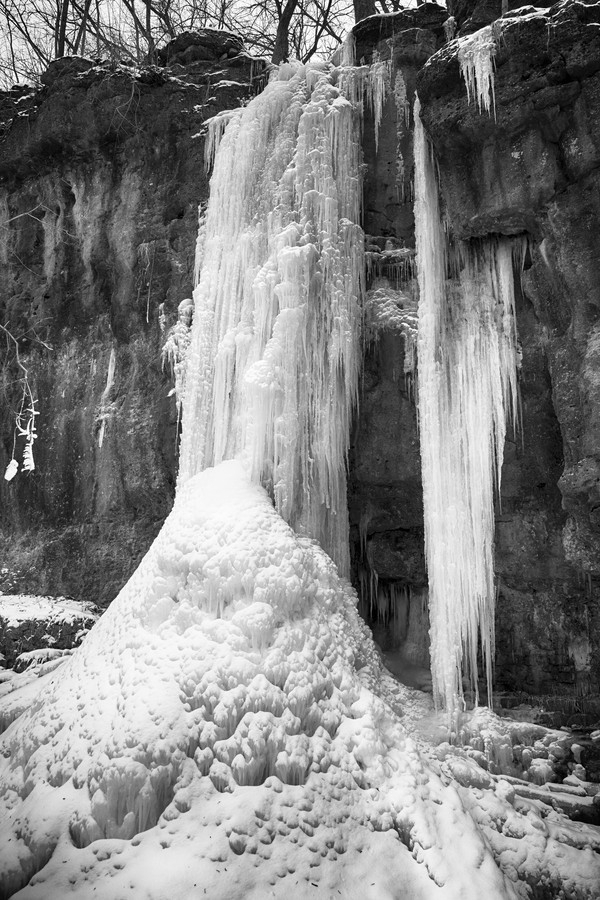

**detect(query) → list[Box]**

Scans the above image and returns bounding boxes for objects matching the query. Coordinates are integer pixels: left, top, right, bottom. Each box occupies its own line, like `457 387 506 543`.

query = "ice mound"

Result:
1 461 599 899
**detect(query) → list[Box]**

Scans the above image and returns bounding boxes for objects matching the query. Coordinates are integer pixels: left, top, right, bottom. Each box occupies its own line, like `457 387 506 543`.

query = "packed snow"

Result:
2 462 599 899
0 57 599 900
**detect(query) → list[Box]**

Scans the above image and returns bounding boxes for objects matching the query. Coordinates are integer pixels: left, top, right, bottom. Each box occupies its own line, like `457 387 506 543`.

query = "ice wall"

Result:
178 64 364 575
414 97 520 719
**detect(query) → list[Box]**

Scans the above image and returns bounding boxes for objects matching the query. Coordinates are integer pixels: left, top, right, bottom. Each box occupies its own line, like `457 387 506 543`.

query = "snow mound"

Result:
1 461 599 899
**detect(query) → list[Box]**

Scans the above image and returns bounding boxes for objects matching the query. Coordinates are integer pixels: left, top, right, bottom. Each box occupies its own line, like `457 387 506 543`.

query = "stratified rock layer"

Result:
0 46 259 605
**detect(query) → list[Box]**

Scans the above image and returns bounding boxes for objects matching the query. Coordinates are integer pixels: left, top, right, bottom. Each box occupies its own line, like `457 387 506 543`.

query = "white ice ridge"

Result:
457 24 497 116
3 461 599 899
178 63 364 575
414 96 521 720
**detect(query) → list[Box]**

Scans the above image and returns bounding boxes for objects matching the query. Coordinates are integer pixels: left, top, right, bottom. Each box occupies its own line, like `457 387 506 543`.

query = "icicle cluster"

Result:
365 51 392 153
414 97 521 720
162 297 194 422
178 64 364 574
457 25 497 116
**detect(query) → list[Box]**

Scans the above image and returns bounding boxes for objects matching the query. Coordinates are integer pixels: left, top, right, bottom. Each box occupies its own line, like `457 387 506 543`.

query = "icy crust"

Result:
1 463 599 899
414 98 521 719
178 63 364 576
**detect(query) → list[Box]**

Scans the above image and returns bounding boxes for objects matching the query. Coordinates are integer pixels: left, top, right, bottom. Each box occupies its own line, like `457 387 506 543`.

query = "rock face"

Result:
417 0 600 700
348 0 600 705
0 42 260 605
351 2 600 702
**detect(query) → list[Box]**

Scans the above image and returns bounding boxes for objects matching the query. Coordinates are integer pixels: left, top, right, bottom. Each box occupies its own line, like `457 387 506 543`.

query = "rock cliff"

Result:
0 34 259 605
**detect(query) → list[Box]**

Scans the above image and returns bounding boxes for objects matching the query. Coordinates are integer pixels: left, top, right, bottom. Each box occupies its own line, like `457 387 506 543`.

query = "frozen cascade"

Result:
178 64 364 574
414 96 521 719
1 58 600 900
457 25 497 115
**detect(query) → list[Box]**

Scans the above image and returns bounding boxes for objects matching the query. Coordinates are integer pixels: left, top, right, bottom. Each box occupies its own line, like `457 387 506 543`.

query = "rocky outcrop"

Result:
0 595 99 667
0 41 261 605
347 1 600 703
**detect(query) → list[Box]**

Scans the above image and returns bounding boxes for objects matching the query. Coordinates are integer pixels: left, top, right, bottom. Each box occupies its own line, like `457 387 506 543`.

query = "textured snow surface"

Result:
178 63 364 576
3 462 599 899
0 595 98 628
414 98 521 719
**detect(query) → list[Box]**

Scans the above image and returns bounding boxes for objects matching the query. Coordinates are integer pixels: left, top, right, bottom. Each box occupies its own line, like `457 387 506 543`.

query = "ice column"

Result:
178 65 364 575
414 97 520 718
457 25 497 115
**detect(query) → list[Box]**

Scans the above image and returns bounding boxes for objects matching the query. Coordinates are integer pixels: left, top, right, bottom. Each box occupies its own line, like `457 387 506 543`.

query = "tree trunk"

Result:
145 0 155 63
56 0 70 58
353 0 377 23
271 0 298 64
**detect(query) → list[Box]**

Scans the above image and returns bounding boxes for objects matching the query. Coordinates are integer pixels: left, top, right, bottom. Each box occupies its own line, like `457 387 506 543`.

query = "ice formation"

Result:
393 70 411 200
162 297 194 423
178 64 363 575
365 51 392 153
1 59 600 900
414 96 521 719
363 281 418 378
457 25 497 115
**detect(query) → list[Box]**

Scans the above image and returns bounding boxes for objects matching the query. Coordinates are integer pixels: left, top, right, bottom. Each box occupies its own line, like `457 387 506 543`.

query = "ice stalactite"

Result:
178 64 363 575
457 25 497 116
365 51 392 153
393 70 411 201
414 97 521 720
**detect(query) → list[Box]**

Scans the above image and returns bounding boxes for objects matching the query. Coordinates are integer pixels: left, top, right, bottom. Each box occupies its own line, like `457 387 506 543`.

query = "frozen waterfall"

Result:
2 57 600 900
414 96 521 719
178 63 364 576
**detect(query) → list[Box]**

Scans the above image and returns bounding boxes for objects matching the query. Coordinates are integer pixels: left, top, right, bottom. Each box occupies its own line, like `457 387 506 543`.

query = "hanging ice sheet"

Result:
414 96 522 719
178 64 364 575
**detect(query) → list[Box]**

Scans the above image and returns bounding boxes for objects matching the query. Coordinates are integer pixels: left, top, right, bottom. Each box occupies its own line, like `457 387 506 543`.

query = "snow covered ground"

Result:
0 462 599 899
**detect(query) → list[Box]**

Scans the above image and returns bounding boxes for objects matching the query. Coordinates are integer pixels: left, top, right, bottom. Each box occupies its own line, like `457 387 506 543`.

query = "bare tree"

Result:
0 0 355 89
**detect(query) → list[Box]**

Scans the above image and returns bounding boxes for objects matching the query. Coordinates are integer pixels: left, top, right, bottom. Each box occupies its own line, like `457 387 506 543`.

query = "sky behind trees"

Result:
0 0 357 87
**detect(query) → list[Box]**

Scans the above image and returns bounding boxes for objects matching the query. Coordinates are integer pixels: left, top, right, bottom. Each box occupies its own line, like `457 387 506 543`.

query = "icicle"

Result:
414 96 520 721
365 51 392 153
204 109 241 172
393 70 410 201
340 32 356 68
178 65 364 575
457 26 497 116
162 298 194 427
444 17 457 43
